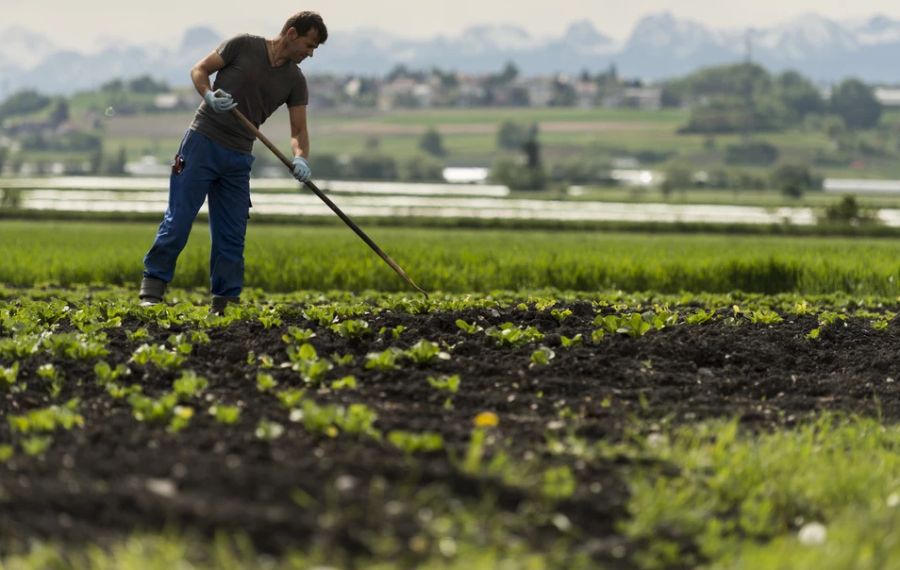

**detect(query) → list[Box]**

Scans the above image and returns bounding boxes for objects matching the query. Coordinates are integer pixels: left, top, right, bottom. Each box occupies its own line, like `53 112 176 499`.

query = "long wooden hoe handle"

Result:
231 108 429 298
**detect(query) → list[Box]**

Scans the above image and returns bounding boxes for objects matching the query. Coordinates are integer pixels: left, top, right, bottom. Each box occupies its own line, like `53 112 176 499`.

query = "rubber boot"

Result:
139 277 167 306
210 295 240 315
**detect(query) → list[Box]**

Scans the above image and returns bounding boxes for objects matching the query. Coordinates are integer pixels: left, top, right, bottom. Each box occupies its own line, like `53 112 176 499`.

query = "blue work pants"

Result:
143 129 254 297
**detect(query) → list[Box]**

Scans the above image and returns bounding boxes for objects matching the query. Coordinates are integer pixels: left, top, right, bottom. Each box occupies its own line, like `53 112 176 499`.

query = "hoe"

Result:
232 108 428 299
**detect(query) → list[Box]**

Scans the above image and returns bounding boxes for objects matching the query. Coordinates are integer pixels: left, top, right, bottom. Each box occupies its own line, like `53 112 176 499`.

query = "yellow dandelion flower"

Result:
474 411 499 428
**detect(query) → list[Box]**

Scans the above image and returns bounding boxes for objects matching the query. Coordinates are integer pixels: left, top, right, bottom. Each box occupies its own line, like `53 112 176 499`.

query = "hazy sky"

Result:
9 0 900 50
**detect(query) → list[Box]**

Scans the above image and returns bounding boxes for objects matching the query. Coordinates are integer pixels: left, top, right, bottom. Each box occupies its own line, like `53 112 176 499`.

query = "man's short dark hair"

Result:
283 11 328 44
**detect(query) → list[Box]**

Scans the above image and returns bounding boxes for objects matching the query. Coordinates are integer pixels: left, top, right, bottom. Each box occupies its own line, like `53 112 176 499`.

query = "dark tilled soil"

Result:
2 304 899 565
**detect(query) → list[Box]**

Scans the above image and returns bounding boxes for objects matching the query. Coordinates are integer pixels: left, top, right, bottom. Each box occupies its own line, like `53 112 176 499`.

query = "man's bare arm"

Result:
191 51 227 97
289 105 310 158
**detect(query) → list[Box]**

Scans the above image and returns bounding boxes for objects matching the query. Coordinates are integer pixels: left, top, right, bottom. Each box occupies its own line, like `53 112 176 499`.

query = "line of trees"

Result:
665 63 882 133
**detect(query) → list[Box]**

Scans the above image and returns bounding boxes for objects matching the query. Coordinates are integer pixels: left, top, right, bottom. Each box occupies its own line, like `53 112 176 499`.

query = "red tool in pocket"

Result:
172 154 186 175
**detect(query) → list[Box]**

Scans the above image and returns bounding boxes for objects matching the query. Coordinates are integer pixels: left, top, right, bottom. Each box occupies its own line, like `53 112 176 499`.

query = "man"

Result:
139 11 327 313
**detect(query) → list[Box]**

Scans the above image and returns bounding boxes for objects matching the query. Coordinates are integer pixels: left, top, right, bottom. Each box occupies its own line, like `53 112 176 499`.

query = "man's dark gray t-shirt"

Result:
191 34 308 153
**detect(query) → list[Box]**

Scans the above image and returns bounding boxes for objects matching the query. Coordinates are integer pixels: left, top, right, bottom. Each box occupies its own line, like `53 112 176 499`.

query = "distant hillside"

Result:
6 12 900 94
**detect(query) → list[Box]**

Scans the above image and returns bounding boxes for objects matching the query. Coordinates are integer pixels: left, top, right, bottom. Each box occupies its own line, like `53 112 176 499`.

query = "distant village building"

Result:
874 87 900 107
378 78 433 110
602 86 662 110
522 77 555 107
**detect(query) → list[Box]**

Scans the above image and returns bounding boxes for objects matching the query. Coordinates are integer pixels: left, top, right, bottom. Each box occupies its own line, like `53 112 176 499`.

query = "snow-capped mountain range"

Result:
5 12 900 95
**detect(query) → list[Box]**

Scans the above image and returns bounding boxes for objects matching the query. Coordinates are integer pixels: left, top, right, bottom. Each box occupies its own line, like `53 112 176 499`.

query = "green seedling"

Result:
331 353 354 366
388 431 444 454
530 346 555 366
282 326 316 344
168 406 194 433
21 436 52 456
258 307 283 329
256 372 279 392
427 374 461 393
208 404 241 425
378 324 407 339
166 333 193 355
405 339 450 364
287 344 333 384
128 392 179 423
173 370 209 398
0 362 19 389
748 309 784 325
189 330 210 344
289 400 380 440
620 313 652 338
550 308 572 323
40 332 110 360
302 306 336 326
0 335 40 359
365 348 403 371
645 308 679 330
463 428 489 474
130 344 186 369
9 399 83 434
37 363 63 397
686 309 715 325
542 465 577 500
126 327 150 342
330 375 357 390
486 322 544 347
94 361 130 384
330 319 371 339
276 389 305 409
560 334 583 348
0 444 13 462
255 419 285 441
455 319 482 334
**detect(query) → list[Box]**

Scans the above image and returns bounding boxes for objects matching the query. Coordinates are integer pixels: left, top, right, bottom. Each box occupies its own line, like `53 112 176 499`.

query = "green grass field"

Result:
2 220 899 295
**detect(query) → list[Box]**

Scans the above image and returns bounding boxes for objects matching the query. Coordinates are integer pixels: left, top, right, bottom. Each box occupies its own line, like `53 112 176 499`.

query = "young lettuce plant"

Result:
550 308 573 323
172 370 209 399
330 375 357 390
378 325 407 339
257 372 279 392
486 323 544 347
388 431 444 455
8 399 83 434
258 307 283 329
330 319 371 339
530 346 555 367
37 363 63 398
427 374 460 394
0 362 20 391
560 334 583 348
282 326 316 344
42 332 110 360
365 348 403 371
455 319 483 334
94 361 130 385
208 404 241 425
130 344 186 369
287 343 334 385
405 339 450 364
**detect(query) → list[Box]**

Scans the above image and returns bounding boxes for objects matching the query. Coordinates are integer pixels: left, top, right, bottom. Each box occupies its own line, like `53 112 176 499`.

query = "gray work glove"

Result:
204 88 237 113
292 156 311 182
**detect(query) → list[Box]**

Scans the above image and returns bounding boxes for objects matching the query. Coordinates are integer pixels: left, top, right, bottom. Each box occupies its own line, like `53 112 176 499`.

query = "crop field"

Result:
95 106 900 181
3 220 900 568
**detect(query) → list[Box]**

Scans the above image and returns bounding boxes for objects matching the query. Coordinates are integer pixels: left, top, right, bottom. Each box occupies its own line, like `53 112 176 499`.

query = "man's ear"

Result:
284 27 298 40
